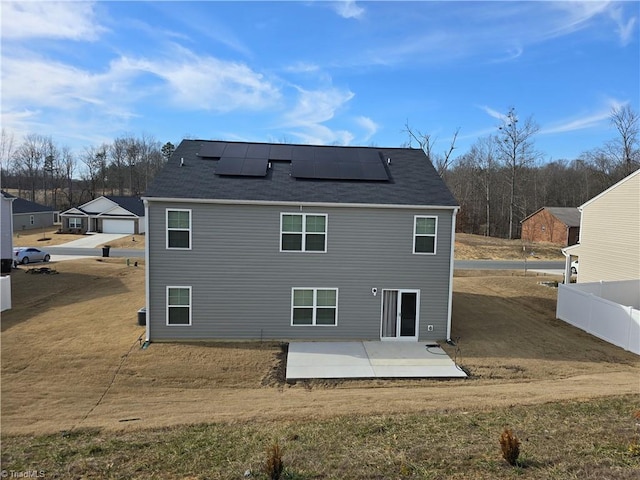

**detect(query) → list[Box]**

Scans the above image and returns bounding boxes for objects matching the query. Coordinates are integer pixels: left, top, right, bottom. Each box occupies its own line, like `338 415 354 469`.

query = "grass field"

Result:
2 252 638 478
2 396 638 479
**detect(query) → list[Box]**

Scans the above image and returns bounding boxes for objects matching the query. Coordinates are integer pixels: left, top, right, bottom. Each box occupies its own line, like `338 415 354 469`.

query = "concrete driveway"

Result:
54 233 129 248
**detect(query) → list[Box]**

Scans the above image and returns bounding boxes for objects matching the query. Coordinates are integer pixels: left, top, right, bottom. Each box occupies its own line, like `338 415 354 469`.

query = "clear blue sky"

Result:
2 1 638 162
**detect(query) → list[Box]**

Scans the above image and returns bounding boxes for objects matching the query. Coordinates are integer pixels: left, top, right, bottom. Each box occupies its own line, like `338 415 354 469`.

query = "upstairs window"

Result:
167 209 191 249
291 288 338 326
413 216 437 254
281 213 327 252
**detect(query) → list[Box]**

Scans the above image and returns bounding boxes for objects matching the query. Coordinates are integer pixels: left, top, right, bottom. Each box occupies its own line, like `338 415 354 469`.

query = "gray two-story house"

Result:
143 140 459 343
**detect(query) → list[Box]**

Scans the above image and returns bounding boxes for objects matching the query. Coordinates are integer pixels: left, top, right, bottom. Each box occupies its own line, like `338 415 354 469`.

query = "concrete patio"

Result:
286 341 467 380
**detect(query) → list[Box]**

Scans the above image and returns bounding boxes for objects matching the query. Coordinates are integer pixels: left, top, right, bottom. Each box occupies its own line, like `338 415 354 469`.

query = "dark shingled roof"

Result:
522 207 581 227
144 140 459 207
104 196 145 217
544 207 581 227
0 191 55 214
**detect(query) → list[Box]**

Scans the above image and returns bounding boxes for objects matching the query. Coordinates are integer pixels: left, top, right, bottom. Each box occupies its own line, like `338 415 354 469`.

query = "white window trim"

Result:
413 215 438 255
69 217 82 229
290 287 338 326
279 213 328 253
166 208 192 250
166 286 192 326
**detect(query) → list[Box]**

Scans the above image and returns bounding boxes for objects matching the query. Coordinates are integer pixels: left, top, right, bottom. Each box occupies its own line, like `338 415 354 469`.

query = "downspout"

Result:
446 207 459 342
561 247 572 285
144 199 150 342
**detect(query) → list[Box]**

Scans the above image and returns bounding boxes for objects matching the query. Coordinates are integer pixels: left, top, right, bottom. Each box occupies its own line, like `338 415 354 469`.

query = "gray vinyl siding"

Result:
1 196 13 259
13 212 55 231
147 202 454 342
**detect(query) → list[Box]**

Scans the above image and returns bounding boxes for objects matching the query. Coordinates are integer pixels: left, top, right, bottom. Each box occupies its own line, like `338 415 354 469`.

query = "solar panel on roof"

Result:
216 157 268 177
222 143 249 157
292 145 315 161
198 142 227 158
357 148 383 164
290 148 390 181
216 157 245 175
314 147 340 162
241 157 269 176
247 144 270 158
269 145 293 160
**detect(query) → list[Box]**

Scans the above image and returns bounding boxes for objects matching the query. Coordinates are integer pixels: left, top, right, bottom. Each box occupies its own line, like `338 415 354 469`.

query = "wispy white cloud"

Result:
477 105 508 122
331 1 365 20
490 46 523 64
282 86 356 145
608 5 638 46
541 99 627 135
539 1 610 42
355 116 379 143
284 62 321 74
115 46 281 112
1 42 283 148
0 1 106 40
361 1 629 69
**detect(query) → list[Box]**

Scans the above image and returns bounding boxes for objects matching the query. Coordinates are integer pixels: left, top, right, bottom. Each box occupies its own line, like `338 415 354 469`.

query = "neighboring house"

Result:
562 169 640 283
0 191 57 232
60 196 145 234
143 140 459 343
520 207 580 246
1 191 14 310
557 169 640 355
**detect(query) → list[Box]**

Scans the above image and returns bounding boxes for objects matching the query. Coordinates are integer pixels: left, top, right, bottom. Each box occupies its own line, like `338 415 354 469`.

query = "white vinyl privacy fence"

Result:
556 280 640 355
1 276 11 312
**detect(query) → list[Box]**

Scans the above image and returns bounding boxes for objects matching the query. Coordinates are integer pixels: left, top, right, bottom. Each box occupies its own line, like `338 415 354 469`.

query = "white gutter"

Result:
446 207 459 341
141 196 459 211
144 199 150 342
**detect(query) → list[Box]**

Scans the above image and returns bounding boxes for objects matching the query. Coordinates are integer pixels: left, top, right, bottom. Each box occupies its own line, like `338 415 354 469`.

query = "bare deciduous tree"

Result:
403 122 460 177
610 104 639 176
496 108 540 239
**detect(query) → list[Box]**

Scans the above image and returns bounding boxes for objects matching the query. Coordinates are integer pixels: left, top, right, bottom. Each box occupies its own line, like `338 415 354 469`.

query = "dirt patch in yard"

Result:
1 260 638 437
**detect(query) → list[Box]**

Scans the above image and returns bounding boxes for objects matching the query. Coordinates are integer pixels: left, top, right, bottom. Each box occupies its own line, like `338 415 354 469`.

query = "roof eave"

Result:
142 196 460 210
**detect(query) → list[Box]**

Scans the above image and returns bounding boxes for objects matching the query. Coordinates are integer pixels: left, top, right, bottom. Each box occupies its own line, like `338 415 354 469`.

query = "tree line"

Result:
407 105 639 239
1 105 638 239
0 131 174 211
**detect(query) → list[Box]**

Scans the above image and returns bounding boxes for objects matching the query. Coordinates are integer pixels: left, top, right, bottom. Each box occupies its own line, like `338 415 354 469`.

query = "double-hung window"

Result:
69 217 82 229
167 286 191 325
291 288 338 326
281 213 327 252
167 209 191 249
413 216 437 254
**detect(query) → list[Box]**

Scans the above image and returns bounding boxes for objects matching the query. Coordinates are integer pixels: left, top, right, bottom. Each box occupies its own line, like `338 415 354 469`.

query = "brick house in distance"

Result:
520 207 580 246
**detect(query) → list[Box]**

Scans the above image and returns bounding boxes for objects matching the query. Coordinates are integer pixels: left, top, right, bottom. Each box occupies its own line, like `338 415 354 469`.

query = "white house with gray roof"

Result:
143 140 459 342
60 196 145 234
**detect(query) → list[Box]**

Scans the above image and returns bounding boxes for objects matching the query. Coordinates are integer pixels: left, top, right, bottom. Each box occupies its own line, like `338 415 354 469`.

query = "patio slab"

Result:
286 341 467 380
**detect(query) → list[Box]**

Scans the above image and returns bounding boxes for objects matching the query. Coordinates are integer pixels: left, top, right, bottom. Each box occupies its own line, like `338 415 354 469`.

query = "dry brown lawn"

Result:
455 232 565 260
13 229 146 249
1 259 638 438
14 230 553 258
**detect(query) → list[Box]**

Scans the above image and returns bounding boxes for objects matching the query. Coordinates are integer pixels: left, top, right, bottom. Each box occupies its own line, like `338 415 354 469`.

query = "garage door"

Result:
102 219 135 234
